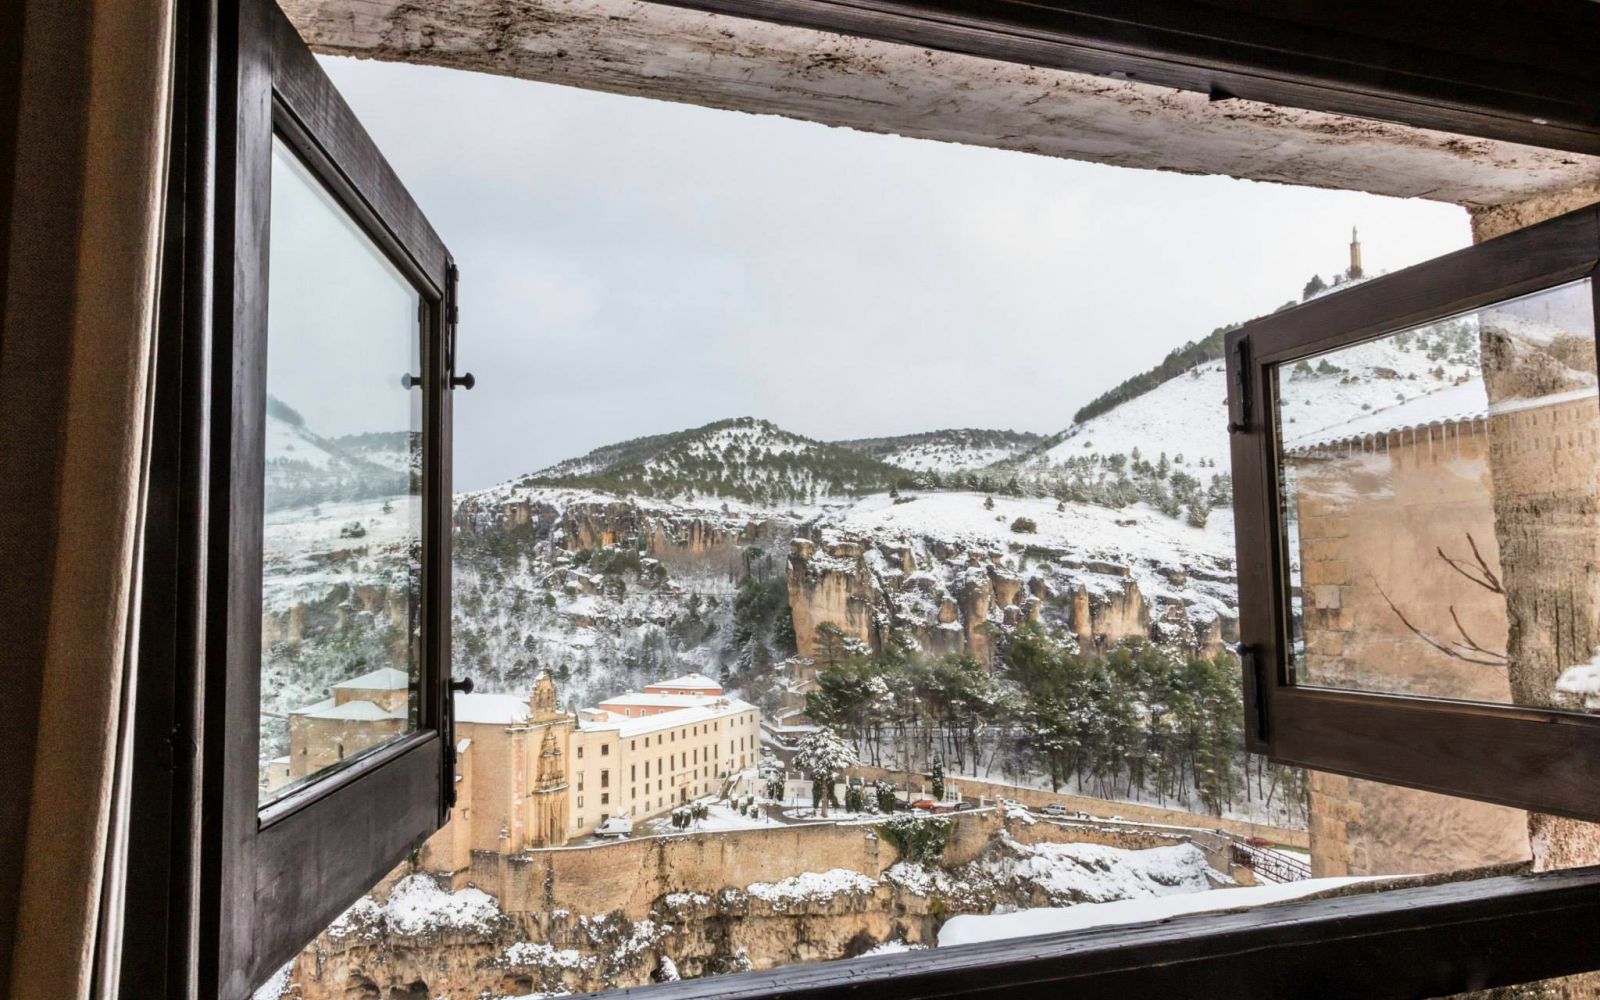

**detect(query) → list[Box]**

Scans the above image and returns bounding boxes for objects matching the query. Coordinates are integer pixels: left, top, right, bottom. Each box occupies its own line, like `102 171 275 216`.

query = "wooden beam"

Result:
653 0 1600 156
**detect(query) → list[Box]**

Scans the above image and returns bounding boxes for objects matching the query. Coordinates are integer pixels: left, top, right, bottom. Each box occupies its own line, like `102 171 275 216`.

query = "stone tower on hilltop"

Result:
1348 226 1364 280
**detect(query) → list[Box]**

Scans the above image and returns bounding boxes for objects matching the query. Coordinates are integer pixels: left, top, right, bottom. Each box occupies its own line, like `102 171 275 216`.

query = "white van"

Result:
594 814 634 839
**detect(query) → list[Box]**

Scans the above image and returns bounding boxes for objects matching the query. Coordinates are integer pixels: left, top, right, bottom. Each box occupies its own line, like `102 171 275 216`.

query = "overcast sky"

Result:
320 56 1473 491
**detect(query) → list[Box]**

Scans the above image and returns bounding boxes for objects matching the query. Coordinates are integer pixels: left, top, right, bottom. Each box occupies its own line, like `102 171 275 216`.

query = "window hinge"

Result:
1240 642 1270 743
445 262 474 390
445 261 460 328
1227 336 1252 434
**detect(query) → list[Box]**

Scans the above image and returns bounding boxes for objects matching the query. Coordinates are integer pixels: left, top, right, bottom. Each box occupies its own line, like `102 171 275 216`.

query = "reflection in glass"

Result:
259 136 423 804
1276 279 1597 707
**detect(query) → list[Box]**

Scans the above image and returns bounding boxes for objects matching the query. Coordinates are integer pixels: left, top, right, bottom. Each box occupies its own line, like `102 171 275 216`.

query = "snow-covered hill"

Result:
1006 308 1483 491
519 417 906 505
1042 363 1233 471
264 397 415 511
835 429 1042 475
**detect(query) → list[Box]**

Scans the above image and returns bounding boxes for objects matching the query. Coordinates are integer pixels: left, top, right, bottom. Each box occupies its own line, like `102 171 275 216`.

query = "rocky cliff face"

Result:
283 820 1224 1000
787 514 1236 665
459 493 791 571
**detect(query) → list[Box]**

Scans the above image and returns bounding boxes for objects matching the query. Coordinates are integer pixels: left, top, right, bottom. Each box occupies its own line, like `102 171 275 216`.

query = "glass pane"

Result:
258 136 423 805
1275 279 1597 705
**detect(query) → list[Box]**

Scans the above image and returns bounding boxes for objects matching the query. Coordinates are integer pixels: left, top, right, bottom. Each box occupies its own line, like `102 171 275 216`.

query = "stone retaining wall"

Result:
443 805 1247 925
455 811 1006 921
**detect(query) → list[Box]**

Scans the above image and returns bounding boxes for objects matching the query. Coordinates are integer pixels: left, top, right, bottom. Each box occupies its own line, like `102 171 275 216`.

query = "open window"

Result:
48 0 1595 995
201 0 460 991
1228 203 1600 820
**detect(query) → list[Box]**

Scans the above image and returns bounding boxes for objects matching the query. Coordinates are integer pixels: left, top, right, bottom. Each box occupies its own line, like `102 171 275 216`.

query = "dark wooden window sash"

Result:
198 0 457 992
1226 203 1600 821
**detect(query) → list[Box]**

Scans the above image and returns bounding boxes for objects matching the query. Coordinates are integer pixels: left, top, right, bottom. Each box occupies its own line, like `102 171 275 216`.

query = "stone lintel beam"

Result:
283 0 1600 209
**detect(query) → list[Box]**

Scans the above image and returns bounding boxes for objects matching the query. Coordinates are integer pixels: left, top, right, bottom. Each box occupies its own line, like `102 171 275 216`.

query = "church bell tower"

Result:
1348 226 1364 280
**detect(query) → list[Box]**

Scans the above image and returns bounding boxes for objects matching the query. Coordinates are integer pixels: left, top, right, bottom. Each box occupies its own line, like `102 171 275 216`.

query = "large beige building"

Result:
570 676 762 838
275 669 760 859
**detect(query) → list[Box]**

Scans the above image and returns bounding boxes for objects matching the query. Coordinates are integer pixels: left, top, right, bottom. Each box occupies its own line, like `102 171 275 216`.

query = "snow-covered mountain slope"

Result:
264 398 415 511
1043 363 1234 471
801 491 1238 655
261 495 418 615
834 491 1233 579
518 417 906 505
834 429 1043 474
1011 308 1482 481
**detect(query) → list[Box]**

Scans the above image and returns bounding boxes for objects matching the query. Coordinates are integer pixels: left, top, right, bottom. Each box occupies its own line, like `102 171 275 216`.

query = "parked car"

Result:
594 815 633 838
908 799 938 811
951 801 975 811
1040 803 1072 817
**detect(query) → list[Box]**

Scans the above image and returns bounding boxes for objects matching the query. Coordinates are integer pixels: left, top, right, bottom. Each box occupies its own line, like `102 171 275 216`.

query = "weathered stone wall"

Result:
1006 815 1255 883
854 764 1307 849
1308 771 1529 878
464 815 944 921
1469 182 1600 242
1291 419 1513 705
291 811 1254 999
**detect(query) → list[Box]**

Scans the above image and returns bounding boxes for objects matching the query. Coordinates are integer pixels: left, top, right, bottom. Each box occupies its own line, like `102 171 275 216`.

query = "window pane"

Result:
1275 279 1597 705
258 136 423 805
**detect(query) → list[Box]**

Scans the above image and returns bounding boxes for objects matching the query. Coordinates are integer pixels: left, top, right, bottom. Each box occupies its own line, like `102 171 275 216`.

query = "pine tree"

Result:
794 729 859 818
930 755 946 801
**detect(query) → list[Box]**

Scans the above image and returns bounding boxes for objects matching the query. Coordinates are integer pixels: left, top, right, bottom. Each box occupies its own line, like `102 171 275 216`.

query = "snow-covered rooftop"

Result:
581 696 756 739
1284 379 1598 453
643 672 722 692
294 698 406 722
331 666 411 691
596 692 718 710
456 692 533 726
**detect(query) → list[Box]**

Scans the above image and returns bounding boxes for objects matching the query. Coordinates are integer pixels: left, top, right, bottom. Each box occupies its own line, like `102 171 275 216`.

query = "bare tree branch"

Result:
1435 533 1504 595
1375 578 1509 668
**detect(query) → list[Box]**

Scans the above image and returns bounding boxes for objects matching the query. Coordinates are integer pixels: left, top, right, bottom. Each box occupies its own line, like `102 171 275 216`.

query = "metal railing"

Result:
1231 842 1312 883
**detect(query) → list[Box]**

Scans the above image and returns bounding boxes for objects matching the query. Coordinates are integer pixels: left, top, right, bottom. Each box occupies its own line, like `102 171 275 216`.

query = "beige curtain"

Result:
1 0 173 996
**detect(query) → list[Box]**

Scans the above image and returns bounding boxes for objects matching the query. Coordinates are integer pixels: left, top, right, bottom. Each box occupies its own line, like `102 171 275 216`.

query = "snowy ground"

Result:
938 875 1374 947
831 491 1234 569
261 494 417 614
641 800 785 835
1046 363 1235 470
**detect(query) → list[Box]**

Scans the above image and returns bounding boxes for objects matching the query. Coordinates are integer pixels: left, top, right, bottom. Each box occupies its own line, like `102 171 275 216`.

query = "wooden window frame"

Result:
1226 203 1600 820
117 0 1600 997
198 0 458 993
